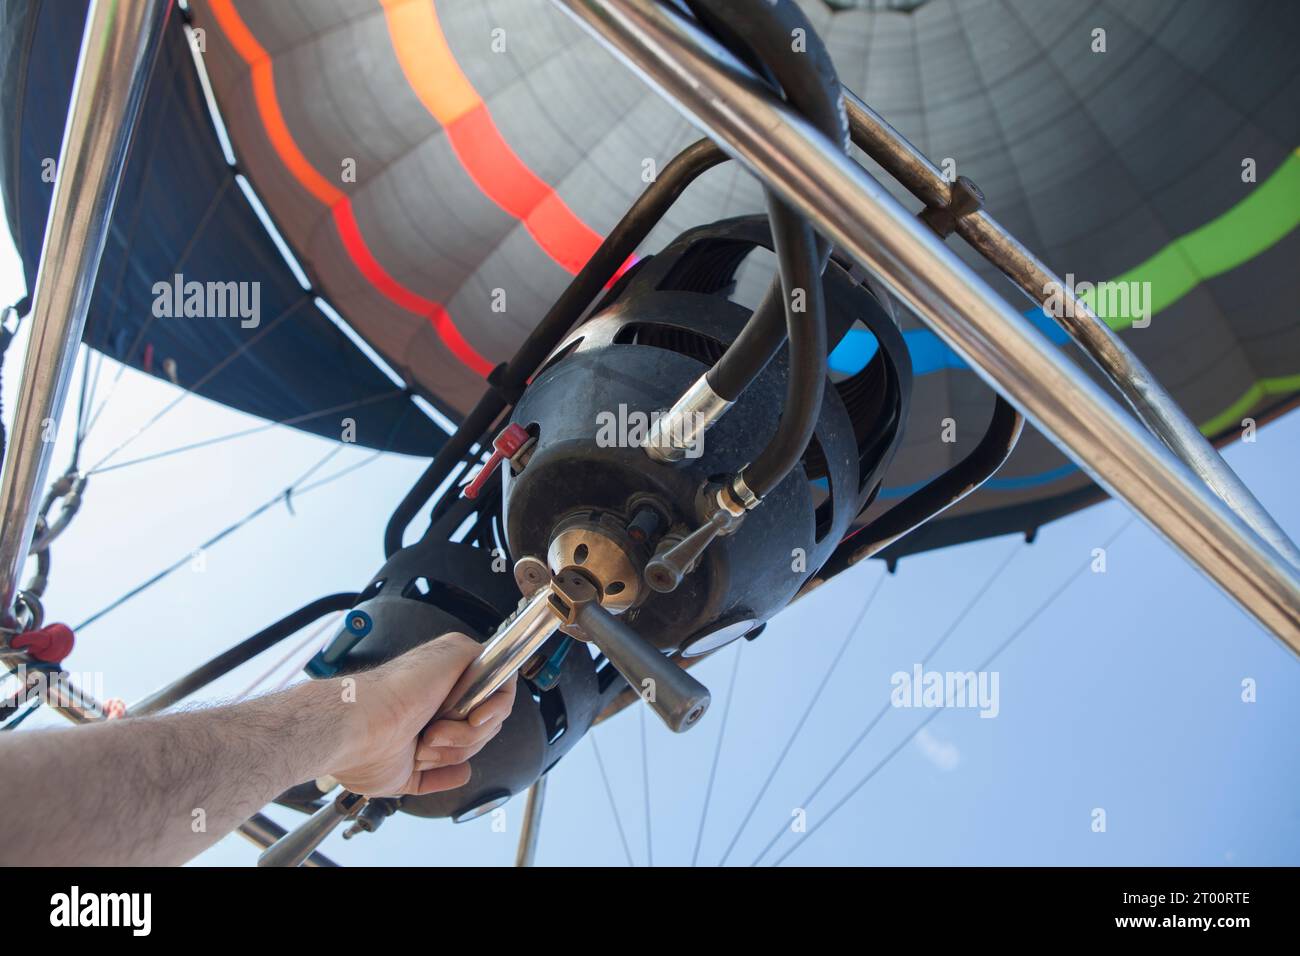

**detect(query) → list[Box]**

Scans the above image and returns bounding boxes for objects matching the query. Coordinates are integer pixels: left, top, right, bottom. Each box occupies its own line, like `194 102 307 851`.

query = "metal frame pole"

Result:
237 813 337 867
0 0 172 628
554 0 1300 651
0 647 107 723
514 775 547 867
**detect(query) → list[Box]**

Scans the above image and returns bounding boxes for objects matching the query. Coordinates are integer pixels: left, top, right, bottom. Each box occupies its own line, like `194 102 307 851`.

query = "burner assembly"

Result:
306 216 912 824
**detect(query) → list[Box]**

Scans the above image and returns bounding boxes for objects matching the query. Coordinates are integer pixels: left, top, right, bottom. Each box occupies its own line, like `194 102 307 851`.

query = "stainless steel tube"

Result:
258 585 563 865
237 813 337 867
256 791 361 868
0 0 172 627
554 0 1300 650
438 585 562 720
0 658 108 724
643 374 733 463
514 775 548 867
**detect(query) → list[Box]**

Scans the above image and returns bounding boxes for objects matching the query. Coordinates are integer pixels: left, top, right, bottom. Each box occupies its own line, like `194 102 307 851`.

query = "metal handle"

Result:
644 509 736 593
258 566 709 866
438 585 562 720
257 586 562 865
257 791 361 868
574 601 710 732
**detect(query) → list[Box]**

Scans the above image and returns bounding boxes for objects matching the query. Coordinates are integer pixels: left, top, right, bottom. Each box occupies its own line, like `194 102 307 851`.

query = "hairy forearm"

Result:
0 678 356 866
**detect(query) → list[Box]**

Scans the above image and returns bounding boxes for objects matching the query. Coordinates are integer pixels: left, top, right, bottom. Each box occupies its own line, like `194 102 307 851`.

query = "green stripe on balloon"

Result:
1201 373 1300 437
1083 149 1300 331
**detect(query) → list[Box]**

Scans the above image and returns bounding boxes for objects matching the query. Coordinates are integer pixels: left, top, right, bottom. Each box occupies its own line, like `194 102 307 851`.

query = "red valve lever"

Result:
463 423 531 500
11 623 75 664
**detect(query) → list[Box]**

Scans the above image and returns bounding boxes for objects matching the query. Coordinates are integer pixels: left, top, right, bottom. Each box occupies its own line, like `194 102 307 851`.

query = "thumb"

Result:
393 631 484 711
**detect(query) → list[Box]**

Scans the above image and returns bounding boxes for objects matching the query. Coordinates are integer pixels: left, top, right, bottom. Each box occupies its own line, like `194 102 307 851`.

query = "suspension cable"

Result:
87 389 405 477
82 298 311 474
762 519 1134 866
717 569 888 865
74 444 347 632
691 641 744 866
590 735 636 867
73 392 414 633
746 540 1025 865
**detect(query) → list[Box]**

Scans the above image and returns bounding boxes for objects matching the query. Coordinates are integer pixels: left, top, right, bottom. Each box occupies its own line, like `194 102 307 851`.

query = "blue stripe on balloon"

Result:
826 304 1081 495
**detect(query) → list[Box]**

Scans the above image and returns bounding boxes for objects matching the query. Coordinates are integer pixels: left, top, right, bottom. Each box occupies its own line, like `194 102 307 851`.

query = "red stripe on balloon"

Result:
332 201 493 377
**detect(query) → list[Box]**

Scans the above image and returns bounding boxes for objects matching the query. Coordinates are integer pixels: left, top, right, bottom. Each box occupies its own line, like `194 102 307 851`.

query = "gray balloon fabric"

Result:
188 0 1300 554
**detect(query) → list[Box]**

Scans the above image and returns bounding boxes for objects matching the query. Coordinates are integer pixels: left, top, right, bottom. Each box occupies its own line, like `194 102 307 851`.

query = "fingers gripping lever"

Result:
259 568 709 865
549 569 710 733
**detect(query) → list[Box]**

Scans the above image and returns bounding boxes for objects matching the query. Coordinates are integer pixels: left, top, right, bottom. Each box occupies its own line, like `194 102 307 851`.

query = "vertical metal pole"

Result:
0 0 172 627
514 775 548 867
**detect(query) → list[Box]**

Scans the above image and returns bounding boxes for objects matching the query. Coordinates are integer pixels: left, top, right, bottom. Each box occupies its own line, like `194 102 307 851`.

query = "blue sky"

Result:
2 205 1298 867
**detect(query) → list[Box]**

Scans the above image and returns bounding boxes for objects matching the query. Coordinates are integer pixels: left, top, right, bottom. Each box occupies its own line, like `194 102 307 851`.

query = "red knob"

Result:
11 622 75 664
463 423 531 500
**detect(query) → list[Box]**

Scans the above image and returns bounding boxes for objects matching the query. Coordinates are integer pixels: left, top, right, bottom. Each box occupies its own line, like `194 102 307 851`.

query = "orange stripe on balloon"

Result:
380 0 621 277
206 0 492 377
251 63 343 208
206 0 264 64
445 107 551 223
378 0 480 125
209 0 342 207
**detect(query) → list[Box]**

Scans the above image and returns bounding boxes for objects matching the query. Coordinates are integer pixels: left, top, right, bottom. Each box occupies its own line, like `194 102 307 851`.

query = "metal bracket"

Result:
918 175 984 239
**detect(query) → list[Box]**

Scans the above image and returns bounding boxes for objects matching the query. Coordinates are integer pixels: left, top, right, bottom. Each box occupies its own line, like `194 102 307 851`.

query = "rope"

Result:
269 632 333 693
236 611 341 699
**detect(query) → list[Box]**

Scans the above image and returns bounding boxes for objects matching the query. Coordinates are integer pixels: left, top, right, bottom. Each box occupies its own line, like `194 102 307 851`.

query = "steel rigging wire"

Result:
586 518 1131 866
762 518 1136 866
73 396 415 632
590 734 636 867
691 641 744 866
744 538 1027 865
717 569 889 865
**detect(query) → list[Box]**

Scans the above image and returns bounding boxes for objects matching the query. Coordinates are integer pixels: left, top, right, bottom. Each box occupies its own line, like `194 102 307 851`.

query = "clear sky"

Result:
2 196 1298 868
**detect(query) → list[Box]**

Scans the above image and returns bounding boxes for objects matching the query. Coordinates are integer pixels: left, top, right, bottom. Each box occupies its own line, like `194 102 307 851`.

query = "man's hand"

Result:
326 633 517 798
0 630 517 865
